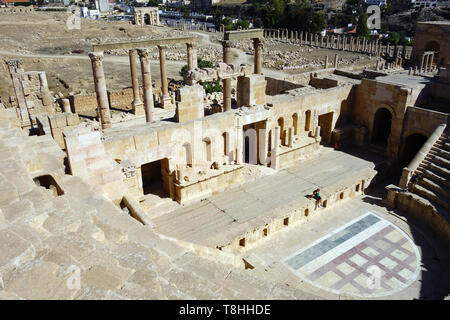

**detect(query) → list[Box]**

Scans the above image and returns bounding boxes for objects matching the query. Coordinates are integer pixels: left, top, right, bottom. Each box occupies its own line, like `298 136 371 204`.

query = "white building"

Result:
411 0 438 9
365 0 386 5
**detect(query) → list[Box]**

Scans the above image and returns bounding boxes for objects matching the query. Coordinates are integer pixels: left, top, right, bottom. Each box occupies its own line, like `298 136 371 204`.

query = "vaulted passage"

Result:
401 133 428 167
371 108 392 147
141 158 169 198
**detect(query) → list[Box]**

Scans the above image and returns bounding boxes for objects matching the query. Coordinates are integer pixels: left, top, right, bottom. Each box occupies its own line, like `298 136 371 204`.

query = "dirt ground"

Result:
0 11 376 106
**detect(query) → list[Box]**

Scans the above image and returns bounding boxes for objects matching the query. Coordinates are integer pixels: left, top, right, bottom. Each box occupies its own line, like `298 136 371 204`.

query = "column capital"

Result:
253 37 264 46
221 40 232 48
157 45 167 51
88 51 104 63
137 48 151 59
186 42 195 48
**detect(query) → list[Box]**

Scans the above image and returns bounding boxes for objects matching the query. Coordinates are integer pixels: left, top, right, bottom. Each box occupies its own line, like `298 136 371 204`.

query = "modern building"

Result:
411 0 438 9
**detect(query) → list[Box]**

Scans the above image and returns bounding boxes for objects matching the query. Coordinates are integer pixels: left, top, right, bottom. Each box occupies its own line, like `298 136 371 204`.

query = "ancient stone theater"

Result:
0 22 449 300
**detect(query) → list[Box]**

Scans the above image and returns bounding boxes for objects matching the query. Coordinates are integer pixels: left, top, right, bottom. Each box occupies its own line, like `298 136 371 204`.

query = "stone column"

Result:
137 48 154 123
38 72 53 107
324 55 328 69
61 98 71 113
424 54 429 73
270 126 280 170
300 31 303 44
88 52 111 130
253 38 263 75
158 45 171 109
288 127 294 147
420 54 425 73
222 40 232 112
129 49 143 115
186 43 198 70
429 52 434 70
334 54 339 68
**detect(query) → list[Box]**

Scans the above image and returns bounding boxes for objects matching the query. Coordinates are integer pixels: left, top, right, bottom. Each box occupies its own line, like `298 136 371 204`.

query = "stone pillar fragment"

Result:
88 52 111 130
222 40 232 112
187 43 198 70
137 48 154 123
129 49 144 115
158 45 171 109
253 38 263 74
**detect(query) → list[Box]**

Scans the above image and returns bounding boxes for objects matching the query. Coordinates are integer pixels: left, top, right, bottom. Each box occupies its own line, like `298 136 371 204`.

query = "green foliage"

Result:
147 0 158 6
202 80 222 94
244 0 325 33
253 17 263 28
198 59 214 69
180 59 214 77
356 13 370 38
234 19 250 30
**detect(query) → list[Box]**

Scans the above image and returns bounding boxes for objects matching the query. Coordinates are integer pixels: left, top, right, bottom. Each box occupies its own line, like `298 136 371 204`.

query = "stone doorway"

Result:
371 108 392 148
141 158 169 198
318 112 333 145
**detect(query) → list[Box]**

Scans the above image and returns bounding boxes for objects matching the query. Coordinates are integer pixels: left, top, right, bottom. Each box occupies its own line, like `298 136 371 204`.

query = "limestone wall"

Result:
48 112 80 149
411 22 450 66
70 88 147 117
265 77 303 96
353 78 410 158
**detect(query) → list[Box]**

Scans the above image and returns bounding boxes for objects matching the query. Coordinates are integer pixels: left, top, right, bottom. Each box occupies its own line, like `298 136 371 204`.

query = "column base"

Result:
132 101 145 116
160 94 173 109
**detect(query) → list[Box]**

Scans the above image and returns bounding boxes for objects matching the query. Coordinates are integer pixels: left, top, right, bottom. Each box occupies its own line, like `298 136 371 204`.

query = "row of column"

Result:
419 52 435 74
220 37 264 112
89 42 198 130
263 29 410 59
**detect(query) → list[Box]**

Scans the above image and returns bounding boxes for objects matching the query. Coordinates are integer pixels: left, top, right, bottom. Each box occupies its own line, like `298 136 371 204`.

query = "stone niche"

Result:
175 84 204 123
237 74 267 108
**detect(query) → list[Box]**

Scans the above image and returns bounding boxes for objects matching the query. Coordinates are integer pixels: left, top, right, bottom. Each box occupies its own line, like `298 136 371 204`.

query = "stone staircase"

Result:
414 127 450 215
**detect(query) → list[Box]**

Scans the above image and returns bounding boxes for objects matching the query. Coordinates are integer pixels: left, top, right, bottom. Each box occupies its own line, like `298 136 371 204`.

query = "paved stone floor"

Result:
284 212 420 298
153 148 379 248
244 193 450 299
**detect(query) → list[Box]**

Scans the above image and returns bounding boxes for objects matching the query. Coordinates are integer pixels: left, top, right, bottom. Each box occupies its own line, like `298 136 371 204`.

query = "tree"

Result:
234 20 250 30
387 31 401 44
356 13 370 38
253 17 263 28
147 0 158 7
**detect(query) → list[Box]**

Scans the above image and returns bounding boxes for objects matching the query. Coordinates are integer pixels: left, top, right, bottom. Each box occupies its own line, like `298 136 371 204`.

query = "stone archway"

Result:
144 14 151 25
371 108 392 148
425 40 440 65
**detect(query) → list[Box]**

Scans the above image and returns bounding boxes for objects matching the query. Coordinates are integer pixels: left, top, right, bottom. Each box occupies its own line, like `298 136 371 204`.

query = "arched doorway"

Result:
144 14 151 25
292 113 298 135
277 117 284 146
401 133 428 167
305 110 311 132
182 142 192 167
371 108 392 147
425 41 440 65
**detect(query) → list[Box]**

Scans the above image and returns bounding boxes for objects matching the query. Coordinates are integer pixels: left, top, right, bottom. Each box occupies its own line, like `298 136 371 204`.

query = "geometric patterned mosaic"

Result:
285 212 420 297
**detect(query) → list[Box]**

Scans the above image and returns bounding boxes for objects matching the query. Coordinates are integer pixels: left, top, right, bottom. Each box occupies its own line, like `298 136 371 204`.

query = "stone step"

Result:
417 169 450 190
425 154 450 168
419 162 450 180
443 142 450 152
430 147 450 161
418 177 450 200
413 184 450 212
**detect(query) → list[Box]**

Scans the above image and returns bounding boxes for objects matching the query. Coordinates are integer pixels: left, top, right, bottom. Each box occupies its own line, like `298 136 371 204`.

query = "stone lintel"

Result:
93 37 196 52
224 29 264 41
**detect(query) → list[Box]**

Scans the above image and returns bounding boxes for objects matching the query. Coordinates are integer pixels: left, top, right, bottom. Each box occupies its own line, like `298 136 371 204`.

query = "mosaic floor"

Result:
284 212 421 298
